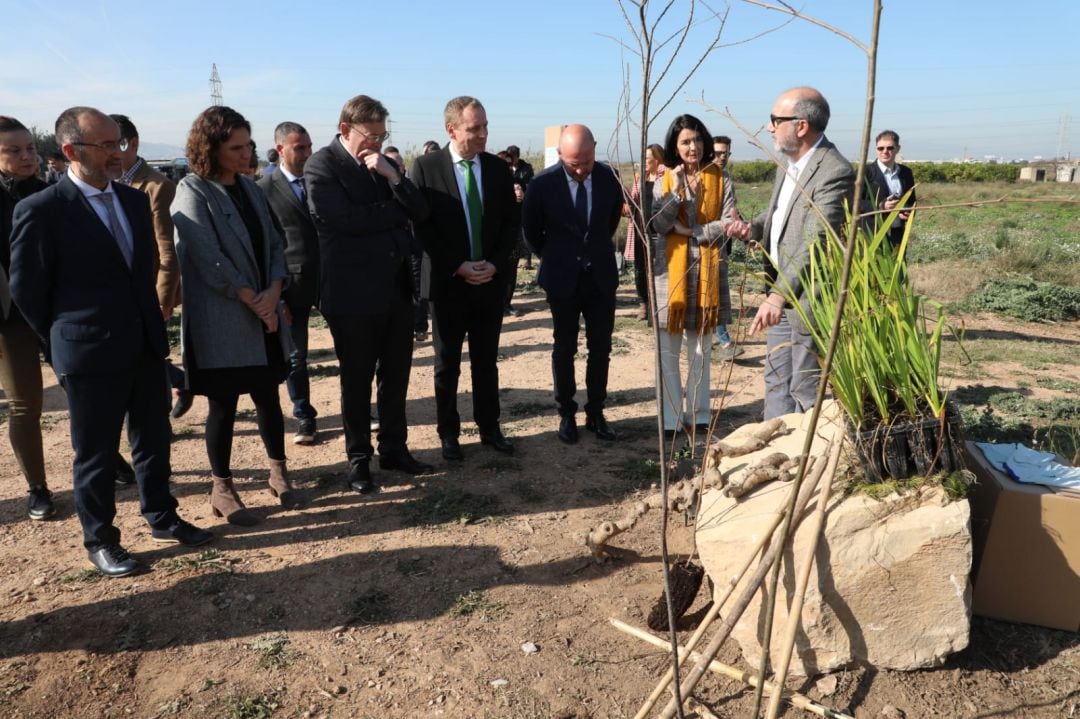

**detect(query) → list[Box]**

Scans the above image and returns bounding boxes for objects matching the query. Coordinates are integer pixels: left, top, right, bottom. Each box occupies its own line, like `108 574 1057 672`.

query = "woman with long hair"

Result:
0 117 51 520
651 114 736 435
624 143 665 320
171 106 297 525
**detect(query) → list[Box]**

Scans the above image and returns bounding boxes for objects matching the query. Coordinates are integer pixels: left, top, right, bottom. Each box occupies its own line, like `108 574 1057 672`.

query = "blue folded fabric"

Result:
975 442 1080 490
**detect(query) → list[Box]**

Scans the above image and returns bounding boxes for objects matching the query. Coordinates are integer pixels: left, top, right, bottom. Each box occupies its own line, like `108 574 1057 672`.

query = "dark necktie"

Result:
295 177 307 206
97 193 133 268
459 159 483 260
575 180 588 230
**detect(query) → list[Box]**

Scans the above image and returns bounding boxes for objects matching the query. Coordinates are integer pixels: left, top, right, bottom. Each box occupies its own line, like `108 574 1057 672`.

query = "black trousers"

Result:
284 302 317 420
430 282 505 438
62 352 178 549
548 271 616 418
325 290 414 465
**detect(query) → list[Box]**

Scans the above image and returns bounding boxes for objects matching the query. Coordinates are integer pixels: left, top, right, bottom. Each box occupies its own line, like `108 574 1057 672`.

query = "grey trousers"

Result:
764 312 820 420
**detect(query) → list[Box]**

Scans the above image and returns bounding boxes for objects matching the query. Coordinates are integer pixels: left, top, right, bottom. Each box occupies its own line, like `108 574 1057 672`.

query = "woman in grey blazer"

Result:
172 106 297 525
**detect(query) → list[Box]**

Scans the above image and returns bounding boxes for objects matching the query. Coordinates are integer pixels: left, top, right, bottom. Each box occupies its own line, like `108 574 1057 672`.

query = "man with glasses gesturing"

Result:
727 87 854 420
305 95 433 495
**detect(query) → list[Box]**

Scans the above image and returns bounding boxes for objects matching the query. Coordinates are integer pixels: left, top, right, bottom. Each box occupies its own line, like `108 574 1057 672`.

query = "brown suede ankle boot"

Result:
209 475 259 526
267 459 300 508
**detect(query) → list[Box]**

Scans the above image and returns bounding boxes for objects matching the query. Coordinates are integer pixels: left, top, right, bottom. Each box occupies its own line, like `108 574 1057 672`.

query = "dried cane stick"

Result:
631 458 816 719
764 456 839 719
658 439 842 719
764 444 838 712
611 619 853 719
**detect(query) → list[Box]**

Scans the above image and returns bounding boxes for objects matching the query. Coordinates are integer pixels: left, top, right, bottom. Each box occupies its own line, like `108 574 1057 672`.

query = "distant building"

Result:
1018 161 1080 183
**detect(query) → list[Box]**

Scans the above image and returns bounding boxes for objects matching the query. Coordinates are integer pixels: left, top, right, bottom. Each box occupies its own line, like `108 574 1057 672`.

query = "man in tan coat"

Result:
111 114 190 419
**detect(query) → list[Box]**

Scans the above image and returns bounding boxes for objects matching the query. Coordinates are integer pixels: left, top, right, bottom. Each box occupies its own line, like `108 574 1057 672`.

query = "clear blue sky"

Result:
4 0 1077 163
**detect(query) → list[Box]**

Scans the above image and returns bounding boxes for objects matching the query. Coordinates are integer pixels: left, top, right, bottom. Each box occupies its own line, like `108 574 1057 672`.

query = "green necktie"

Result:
460 159 483 261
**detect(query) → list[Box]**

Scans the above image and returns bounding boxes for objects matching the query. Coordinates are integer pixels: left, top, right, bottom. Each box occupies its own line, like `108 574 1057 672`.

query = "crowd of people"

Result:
0 86 915 577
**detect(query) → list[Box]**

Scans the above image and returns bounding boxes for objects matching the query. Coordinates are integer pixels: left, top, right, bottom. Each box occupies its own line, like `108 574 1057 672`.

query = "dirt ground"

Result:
1 277 1078 719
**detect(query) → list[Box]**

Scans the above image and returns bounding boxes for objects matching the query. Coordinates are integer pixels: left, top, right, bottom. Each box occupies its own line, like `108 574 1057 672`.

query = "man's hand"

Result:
513 183 524 203
882 196 900 213
455 260 496 285
749 293 785 335
160 304 173 322
726 207 752 242
360 150 401 183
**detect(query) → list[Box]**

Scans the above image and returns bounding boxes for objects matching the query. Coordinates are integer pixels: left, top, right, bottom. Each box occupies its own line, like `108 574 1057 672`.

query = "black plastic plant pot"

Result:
849 403 965 483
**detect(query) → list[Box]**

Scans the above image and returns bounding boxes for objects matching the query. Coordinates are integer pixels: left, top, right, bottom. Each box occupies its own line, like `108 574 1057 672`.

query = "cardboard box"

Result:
966 441 1080 631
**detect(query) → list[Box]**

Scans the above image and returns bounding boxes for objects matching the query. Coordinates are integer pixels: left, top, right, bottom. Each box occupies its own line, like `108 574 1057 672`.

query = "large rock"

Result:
696 404 972 676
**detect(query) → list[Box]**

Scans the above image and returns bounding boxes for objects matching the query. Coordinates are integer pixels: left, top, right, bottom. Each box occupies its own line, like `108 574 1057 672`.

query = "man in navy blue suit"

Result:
10 107 211 577
522 125 625 444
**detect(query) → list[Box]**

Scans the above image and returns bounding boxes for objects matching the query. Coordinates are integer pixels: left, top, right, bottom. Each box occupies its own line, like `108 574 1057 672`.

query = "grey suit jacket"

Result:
257 169 320 310
171 174 291 371
751 137 854 332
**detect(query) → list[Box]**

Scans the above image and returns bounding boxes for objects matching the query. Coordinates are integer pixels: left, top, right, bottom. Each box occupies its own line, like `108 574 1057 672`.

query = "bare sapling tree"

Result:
598 3 790 716
649 1 886 717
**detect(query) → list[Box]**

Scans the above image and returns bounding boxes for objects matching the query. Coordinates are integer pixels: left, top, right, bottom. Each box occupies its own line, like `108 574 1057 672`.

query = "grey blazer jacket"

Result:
751 137 854 333
171 173 291 371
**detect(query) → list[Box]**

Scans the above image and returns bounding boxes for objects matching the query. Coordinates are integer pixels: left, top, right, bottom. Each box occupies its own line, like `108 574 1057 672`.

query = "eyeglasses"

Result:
351 127 390 143
714 151 731 157
72 138 129 153
769 115 801 127
876 145 897 152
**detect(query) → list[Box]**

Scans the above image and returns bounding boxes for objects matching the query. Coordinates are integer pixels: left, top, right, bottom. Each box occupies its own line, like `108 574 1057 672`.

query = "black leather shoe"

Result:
480 427 514 454
379 449 434 475
441 437 464 462
115 454 136 486
346 463 377 494
151 519 214 546
88 544 141 578
171 389 194 419
585 413 617 441
28 487 55 521
557 415 579 444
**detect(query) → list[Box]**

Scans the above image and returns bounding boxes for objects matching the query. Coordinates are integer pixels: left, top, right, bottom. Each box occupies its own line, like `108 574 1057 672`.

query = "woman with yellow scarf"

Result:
650 115 737 435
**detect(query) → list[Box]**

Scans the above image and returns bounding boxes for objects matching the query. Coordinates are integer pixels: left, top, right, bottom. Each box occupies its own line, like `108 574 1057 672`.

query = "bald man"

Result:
729 87 854 419
522 125 625 443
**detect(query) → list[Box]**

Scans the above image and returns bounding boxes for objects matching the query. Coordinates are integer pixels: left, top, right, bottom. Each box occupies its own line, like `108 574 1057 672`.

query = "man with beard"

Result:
10 107 212 576
728 87 854 419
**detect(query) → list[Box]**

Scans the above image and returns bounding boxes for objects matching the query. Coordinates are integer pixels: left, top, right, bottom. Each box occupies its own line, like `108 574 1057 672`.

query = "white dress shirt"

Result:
68 169 135 249
449 145 483 244
770 134 824 267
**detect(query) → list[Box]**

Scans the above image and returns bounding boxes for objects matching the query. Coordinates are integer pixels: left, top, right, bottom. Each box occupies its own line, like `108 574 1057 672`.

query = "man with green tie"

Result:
409 96 520 462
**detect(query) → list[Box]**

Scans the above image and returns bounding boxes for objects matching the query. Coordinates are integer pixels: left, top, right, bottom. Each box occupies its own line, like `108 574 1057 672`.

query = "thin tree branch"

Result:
742 0 869 52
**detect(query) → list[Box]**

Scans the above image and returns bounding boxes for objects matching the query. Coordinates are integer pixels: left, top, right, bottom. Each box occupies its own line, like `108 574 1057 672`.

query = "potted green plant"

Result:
775 197 964 481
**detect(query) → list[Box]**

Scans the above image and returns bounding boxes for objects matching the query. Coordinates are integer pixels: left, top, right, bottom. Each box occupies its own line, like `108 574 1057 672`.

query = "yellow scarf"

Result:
661 164 723 334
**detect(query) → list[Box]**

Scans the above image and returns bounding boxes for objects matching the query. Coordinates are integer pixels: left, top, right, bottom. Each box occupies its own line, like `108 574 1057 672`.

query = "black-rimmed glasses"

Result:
769 115 800 127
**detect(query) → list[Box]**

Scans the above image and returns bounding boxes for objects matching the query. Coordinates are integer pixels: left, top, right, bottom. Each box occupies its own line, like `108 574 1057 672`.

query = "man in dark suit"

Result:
305 95 432 495
504 144 535 311
523 125 624 443
410 96 519 462
9 107 212 577
864 129 916 248
729 87 855 419
258 121 321 446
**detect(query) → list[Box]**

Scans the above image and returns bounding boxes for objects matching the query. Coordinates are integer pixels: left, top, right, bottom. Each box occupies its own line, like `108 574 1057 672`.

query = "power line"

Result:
209 64 223 106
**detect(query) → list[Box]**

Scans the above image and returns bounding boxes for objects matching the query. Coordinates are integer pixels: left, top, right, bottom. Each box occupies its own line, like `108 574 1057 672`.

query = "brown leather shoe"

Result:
268 459 301 508
209 475 259 526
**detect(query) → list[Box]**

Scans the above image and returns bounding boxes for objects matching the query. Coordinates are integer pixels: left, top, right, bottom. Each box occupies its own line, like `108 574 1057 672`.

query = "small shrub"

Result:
449 590 506 620
961 279 1080 322
224 694 278 719
247 633 296 670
